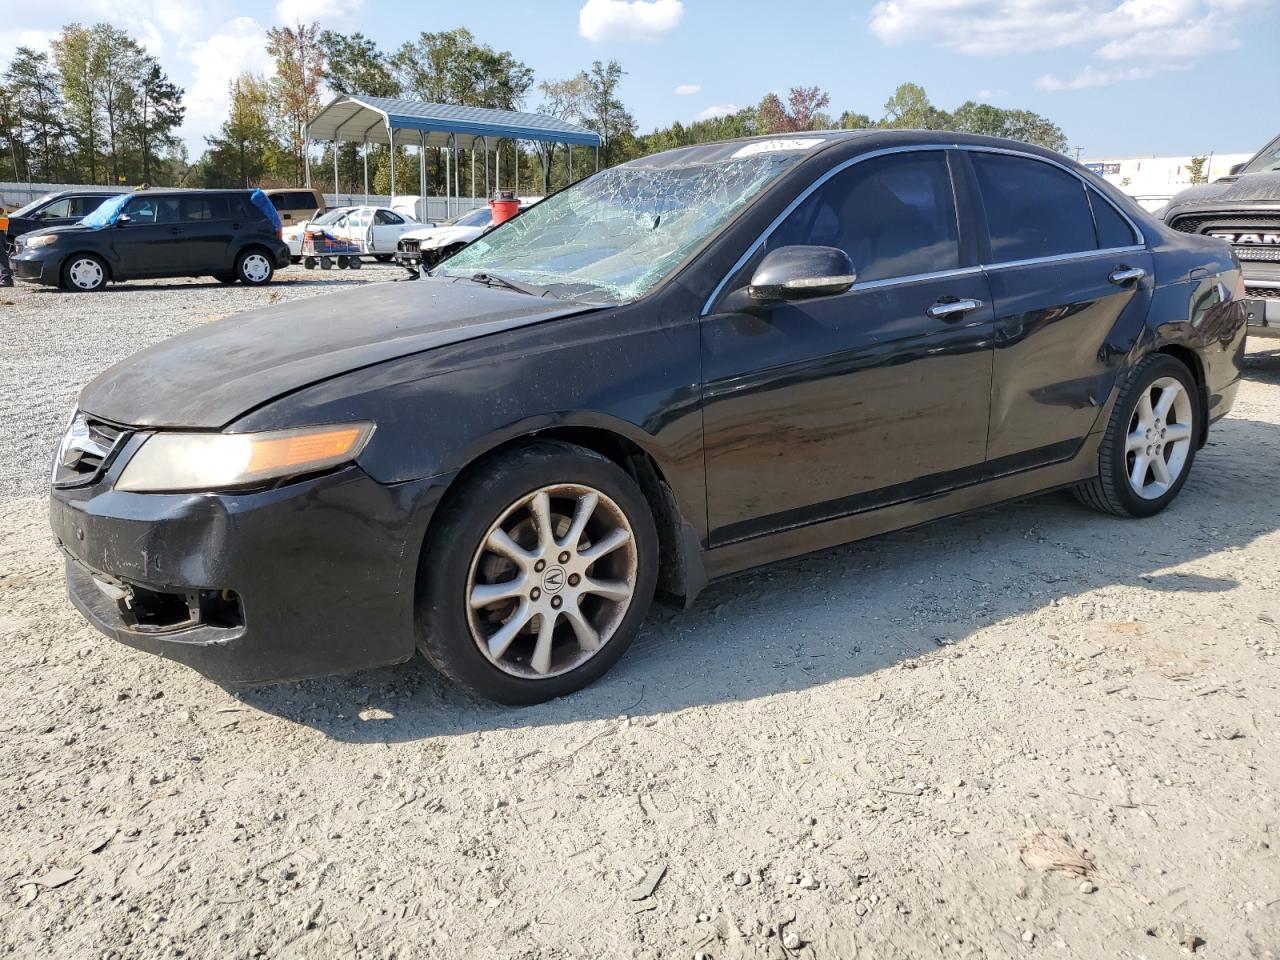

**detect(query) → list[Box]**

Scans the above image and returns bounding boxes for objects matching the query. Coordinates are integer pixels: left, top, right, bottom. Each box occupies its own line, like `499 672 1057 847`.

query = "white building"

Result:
1082 152 1254 211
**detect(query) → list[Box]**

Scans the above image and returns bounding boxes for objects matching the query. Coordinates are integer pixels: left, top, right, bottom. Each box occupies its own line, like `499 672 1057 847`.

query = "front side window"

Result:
766 151 960 283
971 153 1096 262
69 196 110 218
439 151 803 303
122 195 180 225
39 198 73 219
375 209 404 225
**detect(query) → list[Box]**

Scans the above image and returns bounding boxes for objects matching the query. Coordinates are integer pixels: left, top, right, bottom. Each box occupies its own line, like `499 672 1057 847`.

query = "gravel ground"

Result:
1 274 1279 960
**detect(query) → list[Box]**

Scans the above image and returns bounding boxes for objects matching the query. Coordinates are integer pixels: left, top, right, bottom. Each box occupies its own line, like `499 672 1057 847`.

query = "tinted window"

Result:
69 196 110 217
971 153 1095 262
375 209 404 225
122 195 180 224
767 151 959 283
183 196 229 221
40 198 72 218
1087 187 1137 249
232 194 264 220
269 192 317 211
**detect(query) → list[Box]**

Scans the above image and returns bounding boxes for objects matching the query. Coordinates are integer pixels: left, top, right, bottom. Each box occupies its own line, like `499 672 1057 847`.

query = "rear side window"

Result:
183 196 229 221
69 196 109 217
767 150 960 283
270 191 319 211
971 153 1096 262
234 194 264 220
1087 187 1137 249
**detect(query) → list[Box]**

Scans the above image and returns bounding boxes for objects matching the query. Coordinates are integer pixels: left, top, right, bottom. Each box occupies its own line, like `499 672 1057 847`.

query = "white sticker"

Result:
731 138 826 159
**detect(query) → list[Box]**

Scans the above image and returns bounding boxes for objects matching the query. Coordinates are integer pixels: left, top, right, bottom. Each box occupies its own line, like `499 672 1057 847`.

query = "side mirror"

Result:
1228 162 1245 176
115 214 132 225
748 245 857 302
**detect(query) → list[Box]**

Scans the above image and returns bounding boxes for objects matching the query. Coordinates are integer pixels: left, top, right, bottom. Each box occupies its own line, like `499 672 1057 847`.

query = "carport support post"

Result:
595 144 600 172
514 142 519 194
453 136 460 214
362 138 369 203
332 140 339 199
419 132 426 204
303 125 311 187
387 121 396 202
495 138 500 194
568 144 574 186
444 139 452 219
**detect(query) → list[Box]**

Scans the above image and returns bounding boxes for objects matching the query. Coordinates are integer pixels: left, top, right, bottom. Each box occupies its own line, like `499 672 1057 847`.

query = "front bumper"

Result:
51 464 444 686
12 247 60 284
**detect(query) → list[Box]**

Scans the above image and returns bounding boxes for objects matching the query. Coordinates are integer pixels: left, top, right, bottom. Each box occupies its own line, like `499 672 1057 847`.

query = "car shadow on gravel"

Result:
235 404 1280 744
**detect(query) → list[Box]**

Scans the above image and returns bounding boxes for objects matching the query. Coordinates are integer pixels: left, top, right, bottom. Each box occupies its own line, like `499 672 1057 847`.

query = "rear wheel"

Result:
236 249 274 285
1075 354 1199 518
416 441 658 704
60 254 107 292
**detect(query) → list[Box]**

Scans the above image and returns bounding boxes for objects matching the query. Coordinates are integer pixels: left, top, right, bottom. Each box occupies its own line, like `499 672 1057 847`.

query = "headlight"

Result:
25 234 58 249
115 422 375 493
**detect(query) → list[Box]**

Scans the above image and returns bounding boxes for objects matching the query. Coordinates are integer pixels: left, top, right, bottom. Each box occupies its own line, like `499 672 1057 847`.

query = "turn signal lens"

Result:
115 423 375 493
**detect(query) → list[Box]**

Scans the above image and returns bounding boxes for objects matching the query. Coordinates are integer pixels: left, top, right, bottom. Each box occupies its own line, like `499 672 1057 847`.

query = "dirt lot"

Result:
1 272 1279 959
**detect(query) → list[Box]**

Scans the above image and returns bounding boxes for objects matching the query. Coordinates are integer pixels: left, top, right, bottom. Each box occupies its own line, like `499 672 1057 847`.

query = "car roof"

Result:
619 128 1073 170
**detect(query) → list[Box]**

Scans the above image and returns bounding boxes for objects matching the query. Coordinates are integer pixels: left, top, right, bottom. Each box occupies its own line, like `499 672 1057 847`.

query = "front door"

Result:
111 194 184 277
701 150 994 546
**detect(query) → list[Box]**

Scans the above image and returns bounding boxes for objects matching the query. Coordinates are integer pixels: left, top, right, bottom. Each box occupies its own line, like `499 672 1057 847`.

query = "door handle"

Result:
1108 265 1146 285
927 297 984 320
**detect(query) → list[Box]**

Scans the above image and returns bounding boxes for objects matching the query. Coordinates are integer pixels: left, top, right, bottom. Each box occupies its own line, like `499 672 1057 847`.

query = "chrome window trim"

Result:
700 142 1149 316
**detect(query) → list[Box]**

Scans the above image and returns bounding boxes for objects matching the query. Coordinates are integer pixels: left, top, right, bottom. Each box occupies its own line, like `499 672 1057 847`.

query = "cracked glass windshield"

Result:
436 148 811 304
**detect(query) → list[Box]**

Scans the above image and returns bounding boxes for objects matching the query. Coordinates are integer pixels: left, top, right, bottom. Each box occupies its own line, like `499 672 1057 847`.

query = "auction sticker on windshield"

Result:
731 138 826 159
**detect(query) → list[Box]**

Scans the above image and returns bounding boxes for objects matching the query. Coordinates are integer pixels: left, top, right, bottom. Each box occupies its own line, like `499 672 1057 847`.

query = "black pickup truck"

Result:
1163 134 1280 337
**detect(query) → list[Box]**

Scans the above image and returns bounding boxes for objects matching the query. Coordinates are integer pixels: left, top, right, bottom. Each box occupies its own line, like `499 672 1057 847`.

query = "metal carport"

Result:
304 95 602 216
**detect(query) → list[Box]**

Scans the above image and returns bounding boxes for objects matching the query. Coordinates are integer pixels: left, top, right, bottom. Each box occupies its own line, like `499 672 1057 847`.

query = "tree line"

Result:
0 21 1068 195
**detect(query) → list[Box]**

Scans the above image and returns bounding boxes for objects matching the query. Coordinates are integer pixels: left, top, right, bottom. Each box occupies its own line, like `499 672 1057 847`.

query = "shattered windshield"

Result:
436 153 802 304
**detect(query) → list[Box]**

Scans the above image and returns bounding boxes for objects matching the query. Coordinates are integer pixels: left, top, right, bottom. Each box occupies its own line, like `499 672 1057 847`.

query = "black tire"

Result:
416 441 659 705
213 273 237 284
235 248 274 285
60 253 108 292
1075 353 1199 518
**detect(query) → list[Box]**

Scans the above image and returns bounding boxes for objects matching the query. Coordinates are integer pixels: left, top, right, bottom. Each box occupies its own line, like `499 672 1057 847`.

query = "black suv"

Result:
1 190 123 251
11 189 290 291
1163 133 1280 336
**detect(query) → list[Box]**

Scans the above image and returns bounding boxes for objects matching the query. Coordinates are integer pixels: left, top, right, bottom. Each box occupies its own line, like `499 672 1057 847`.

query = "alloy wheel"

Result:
68 258 104 290
1125 375 1194 500
465 483 638 678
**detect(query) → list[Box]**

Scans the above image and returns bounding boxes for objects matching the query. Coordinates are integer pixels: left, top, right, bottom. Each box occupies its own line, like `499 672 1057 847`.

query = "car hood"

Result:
1165 171 1280 215
78 278 600 429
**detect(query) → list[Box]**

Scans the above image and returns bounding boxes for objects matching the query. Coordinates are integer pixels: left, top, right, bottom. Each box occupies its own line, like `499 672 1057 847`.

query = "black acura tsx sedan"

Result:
50 130 1247 704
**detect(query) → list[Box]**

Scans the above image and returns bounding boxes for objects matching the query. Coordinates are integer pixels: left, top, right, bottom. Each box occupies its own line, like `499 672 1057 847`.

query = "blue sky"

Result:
3 0 1277 160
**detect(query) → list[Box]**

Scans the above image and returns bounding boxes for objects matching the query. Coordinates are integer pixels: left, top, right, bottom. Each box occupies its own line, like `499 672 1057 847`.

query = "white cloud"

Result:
275 0 361 22
181 17 274 147
866 0 1255 92
578 0 684 42
0 29 58 60
673 83 701 96
1035 65 1157 90
697 103 739 120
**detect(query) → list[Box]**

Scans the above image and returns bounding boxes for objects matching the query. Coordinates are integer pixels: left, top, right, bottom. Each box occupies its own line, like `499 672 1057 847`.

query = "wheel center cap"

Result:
542 566 567 594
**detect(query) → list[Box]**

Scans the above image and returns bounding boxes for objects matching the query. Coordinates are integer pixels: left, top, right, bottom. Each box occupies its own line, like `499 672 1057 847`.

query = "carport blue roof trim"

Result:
309 95 602 148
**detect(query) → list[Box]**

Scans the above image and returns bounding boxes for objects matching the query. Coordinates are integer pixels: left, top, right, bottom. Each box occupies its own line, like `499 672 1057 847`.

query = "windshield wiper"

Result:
468 272 556 298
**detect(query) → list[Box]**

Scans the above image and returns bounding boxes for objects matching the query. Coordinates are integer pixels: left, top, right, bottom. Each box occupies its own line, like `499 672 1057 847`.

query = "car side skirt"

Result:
701 428 1101 582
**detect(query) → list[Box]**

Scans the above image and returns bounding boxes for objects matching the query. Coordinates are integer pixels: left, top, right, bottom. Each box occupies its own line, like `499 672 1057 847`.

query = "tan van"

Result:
262 187 325 227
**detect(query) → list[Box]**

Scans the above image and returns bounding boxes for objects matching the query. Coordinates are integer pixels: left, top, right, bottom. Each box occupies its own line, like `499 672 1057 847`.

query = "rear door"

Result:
962 150 1153 467
179 194 235 272
111 194 184 277
371 208 408 252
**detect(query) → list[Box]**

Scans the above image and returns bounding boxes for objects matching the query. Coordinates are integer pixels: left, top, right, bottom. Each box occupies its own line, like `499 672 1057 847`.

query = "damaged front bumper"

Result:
50 464 445 686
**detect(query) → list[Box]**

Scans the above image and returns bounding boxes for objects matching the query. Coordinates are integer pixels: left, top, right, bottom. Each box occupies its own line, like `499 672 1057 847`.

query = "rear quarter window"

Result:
1087 187 1138 249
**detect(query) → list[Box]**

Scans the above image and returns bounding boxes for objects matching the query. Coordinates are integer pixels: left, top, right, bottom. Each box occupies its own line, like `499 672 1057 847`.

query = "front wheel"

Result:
416 441 658 704
1075 354 1199 517
236 249 274 285
61 254 107 292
